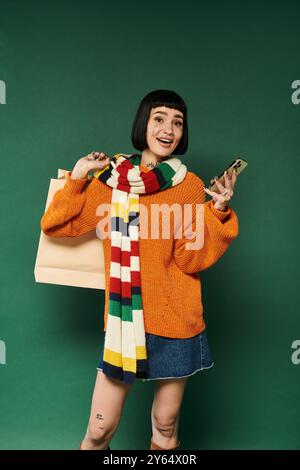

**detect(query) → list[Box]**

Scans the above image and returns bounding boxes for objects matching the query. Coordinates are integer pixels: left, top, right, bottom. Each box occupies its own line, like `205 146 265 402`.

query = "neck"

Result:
140 149 166 169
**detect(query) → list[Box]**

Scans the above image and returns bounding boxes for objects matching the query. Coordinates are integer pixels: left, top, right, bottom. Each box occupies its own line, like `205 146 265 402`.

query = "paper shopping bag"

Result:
34 169 106 290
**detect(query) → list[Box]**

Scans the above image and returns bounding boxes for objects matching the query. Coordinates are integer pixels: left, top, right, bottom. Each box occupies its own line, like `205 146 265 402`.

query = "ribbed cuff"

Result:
63 171 88 197
205 199 231 221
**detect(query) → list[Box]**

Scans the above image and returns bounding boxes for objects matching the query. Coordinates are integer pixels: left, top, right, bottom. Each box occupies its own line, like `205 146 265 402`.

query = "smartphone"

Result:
208 157 248 191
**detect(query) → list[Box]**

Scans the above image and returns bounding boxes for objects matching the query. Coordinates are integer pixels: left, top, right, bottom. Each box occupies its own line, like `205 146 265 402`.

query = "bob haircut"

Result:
131 89 188 155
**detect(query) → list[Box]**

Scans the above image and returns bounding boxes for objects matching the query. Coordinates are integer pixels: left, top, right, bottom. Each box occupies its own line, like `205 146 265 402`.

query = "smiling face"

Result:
145 106 184 158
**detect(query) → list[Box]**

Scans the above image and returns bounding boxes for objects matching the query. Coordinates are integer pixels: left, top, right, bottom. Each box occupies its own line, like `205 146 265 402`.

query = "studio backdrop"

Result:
0 0 299 450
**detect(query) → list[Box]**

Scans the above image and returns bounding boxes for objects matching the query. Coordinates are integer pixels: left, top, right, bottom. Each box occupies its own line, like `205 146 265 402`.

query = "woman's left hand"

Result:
203 169 238 211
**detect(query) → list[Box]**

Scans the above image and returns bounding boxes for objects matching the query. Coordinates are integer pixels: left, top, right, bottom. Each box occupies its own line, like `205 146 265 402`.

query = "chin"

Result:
154 147 175 158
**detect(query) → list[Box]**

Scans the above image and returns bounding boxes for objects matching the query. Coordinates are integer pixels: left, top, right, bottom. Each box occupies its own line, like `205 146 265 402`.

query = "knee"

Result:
152 411 178 437
86 420 116 444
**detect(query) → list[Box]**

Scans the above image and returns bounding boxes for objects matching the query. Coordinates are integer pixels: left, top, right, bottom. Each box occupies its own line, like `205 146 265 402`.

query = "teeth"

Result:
158 139 172 143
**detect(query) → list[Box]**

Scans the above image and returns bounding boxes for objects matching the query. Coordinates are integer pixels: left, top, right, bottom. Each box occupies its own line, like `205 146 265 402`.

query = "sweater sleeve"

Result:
173 172 239 274
40 171 110 238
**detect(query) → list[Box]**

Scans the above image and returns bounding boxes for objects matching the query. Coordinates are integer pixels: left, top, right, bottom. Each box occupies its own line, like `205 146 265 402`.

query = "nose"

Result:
163 126 174 136
161 119 175 135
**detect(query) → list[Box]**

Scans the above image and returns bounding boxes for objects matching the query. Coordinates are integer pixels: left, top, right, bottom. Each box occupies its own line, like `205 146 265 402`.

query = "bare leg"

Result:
80 370 133 450
151 377 188 449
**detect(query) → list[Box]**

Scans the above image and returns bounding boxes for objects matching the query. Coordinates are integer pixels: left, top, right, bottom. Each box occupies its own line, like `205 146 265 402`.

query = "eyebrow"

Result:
152 111 184 120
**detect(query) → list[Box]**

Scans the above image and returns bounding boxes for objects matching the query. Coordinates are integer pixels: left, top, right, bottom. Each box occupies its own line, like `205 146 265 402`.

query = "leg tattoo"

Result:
96 413 104 430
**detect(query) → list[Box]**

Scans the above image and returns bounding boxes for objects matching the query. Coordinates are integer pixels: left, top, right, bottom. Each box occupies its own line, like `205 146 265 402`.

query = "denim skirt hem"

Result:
96 329 214 382
96 362 214 382
138 361 214 382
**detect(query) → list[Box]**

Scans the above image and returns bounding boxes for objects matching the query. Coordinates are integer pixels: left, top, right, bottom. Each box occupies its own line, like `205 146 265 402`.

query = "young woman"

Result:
41 89 239 451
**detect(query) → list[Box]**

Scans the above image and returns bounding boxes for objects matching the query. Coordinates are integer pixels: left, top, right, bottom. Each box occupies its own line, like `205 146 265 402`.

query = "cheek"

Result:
176 128 183 140
149 124 159 137
146 126 157 143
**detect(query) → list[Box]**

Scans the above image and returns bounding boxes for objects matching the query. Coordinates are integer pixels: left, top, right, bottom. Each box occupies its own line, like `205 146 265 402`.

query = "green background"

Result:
0 0 299 450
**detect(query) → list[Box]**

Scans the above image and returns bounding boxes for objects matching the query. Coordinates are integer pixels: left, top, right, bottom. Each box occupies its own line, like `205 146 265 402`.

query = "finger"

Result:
94 154 109 162
224 170 235 193
96 157 110 167
225 169 236 192
205 184 232 202
93 152 108 161
210 176 221 184
203 187 220 198
213 178 226 192
231 168 237 186
99 153 109 160
210 177 223 193
89 152 100 160
224 170 232 190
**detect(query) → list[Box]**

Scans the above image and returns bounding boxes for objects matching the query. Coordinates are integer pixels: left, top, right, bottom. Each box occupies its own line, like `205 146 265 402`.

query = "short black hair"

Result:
131 89 188 155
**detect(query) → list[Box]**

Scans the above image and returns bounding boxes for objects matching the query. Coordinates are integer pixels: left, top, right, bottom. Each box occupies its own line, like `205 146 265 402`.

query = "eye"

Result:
154 117 183 126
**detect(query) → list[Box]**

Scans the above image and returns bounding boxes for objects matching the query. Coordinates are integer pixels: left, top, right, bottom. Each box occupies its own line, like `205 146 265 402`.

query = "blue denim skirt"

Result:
96 329 214 382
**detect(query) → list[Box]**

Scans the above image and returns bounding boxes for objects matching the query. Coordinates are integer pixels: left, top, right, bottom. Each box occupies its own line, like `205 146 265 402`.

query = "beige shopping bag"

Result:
34 169 106 290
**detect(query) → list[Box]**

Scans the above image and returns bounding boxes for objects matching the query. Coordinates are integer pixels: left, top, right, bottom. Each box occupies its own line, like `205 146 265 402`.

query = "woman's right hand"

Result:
71 152 111 179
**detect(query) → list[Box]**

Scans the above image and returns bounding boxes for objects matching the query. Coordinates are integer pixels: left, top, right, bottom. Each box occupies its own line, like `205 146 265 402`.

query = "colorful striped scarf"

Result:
93 153 187 384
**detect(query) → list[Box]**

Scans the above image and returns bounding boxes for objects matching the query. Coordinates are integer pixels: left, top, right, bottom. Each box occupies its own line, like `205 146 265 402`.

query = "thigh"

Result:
88 370 133 432
151 377 188 424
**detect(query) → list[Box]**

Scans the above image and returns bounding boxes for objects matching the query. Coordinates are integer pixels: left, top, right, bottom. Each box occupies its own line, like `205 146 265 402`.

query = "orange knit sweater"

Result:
40 162 239 338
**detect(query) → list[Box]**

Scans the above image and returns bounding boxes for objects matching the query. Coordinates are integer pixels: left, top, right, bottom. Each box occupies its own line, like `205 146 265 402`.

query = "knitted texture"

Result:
40 154 239 339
